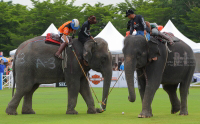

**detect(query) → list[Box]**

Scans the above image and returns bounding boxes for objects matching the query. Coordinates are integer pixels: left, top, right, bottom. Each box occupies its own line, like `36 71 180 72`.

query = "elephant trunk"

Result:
101 66 112 110
124 56 136 102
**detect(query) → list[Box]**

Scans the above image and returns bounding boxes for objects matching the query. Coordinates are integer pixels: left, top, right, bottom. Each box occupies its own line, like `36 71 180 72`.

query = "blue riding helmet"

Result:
71 19 80 30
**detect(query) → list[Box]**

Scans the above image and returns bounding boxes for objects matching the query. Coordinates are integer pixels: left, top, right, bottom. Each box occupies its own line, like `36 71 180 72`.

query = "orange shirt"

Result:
58 21 73 35
126 31 130 37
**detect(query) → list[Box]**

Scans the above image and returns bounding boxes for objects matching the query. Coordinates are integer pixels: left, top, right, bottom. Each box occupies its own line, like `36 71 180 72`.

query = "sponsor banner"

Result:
89 70 138 88
56 82 67 87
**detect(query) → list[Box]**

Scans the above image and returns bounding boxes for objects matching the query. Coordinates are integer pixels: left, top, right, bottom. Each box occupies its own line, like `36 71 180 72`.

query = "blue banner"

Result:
0 73 2 90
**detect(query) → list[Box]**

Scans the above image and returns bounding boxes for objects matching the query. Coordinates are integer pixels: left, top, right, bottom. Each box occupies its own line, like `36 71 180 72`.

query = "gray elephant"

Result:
123 35 195 118
6 36 112 115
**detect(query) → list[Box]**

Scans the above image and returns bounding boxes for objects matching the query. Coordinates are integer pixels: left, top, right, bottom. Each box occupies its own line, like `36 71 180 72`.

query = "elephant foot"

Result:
179 111 188 116
171 107 180 114
66 110 78 114
22 109 36 114
96 108 103 113
87 108 97 114
138 111 153 118
6 107 18 115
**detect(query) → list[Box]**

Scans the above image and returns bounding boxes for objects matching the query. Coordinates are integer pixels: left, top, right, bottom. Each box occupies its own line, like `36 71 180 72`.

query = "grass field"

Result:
0 87 200 124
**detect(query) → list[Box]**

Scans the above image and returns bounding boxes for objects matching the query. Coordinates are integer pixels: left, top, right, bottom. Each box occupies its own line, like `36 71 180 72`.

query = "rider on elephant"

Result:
125 9 151 41
126 20 151 37
150 23 174 45
55 19 80 59
78 15 97 45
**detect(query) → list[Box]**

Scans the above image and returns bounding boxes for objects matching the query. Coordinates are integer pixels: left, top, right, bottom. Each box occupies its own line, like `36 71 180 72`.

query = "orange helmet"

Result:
157 25 163 31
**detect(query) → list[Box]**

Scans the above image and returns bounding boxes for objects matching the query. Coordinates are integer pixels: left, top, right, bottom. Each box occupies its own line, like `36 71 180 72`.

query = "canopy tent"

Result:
161 20 200 52
95 21 124 54
41 23 58 36
10 23 58 57
9 49 17 56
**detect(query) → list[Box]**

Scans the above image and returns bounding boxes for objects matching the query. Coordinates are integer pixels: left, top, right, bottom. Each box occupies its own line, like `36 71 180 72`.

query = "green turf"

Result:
1 87 200 124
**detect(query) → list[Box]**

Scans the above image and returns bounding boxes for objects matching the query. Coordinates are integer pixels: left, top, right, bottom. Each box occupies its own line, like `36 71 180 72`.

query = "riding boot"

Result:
158 32 174 45
55 42 67 59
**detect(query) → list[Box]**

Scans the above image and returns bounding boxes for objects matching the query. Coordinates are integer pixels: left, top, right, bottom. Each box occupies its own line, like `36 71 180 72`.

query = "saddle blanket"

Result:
153 32 181 44
162 32 181 42
45 33 61 45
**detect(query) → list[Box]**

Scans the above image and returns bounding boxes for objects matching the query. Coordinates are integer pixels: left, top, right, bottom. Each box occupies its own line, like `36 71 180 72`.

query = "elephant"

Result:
123 35 196 118
6 36 112 115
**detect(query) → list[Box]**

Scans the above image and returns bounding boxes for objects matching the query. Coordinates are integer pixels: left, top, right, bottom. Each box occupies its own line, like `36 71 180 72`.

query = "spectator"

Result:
7 61 12 74
118 60 122 70
0 59 6 74
119 58 124 71
113 63 119 71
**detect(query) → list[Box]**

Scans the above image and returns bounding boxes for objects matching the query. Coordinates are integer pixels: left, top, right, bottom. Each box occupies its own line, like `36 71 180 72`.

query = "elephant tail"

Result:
12 53 17 97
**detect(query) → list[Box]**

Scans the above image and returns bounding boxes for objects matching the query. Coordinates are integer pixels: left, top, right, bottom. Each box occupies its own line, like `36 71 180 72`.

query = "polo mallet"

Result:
71 48 104 111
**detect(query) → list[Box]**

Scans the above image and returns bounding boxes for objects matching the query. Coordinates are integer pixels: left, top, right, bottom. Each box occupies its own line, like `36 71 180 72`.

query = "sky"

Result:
4 0 126 7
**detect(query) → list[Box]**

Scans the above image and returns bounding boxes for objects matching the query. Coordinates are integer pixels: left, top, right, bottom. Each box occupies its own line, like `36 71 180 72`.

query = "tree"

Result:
0 0 199 56
181 7 200 42
169 0 200 42
0 2 28 56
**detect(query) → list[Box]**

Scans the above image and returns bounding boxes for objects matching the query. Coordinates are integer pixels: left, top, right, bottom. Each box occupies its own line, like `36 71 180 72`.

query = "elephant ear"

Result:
147 37 161 61
83 40 95 62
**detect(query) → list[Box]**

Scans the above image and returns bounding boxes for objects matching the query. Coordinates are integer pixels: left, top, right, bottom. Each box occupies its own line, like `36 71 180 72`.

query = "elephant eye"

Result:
102 57 106 62
100 56 107 65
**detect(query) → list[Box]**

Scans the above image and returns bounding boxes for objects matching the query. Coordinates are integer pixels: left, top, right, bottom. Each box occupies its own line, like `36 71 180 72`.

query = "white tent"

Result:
9 49 17 58
41 23 58 36
10 23 58 57
95 21 124 54
161 20 200 52
9 49 17 56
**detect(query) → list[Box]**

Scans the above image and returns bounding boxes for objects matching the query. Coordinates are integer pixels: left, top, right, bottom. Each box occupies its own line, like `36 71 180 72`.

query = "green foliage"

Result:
0 0 199 56
181 7 200 42
0 2 28 56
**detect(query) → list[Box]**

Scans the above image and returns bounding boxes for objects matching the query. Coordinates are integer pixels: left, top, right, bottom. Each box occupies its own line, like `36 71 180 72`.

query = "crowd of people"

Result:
0 59 13 75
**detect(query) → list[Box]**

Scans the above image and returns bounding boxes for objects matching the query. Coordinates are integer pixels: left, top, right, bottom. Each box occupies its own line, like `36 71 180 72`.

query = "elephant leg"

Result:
6 91 24 115
6 84 33 115
179 69 193 115
138 84 159 118
66 75 80 114
79 77 97 114
139 59 166 118
163 84 180 114
137 69 146 101
22 84 40 114
137 70 154 117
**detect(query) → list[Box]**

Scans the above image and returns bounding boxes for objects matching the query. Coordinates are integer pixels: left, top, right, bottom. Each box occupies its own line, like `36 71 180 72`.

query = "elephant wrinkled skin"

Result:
6 36 112 115
123 35 195 118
